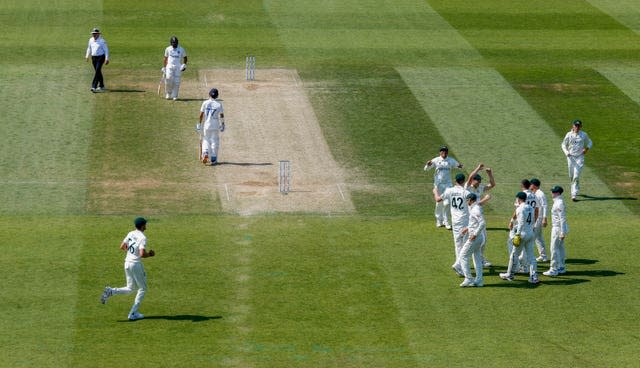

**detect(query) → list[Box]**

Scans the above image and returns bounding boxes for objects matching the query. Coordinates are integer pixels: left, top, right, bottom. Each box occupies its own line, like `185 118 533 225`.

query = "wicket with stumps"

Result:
278 160 291 194
245 55 256 81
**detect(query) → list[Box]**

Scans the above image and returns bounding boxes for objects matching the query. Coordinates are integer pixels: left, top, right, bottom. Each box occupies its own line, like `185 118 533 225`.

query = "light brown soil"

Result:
184 69 354 215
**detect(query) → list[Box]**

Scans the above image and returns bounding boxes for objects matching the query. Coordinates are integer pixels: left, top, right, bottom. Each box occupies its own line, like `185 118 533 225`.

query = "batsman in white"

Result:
530 178 549 262
459 193 486 287
424 146 463 229
198 88 225 165
100 217 155 321
500 192 539 284
543 186 569 277
465 163 495 268
434 173 469 277
162 36 187 100
561 119 593 201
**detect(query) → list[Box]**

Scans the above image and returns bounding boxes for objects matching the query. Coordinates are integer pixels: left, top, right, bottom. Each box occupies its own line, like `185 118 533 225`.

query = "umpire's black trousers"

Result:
91 55 106 89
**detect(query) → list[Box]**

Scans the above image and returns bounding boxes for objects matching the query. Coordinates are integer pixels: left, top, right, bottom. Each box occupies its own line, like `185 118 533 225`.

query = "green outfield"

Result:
1 1 639 367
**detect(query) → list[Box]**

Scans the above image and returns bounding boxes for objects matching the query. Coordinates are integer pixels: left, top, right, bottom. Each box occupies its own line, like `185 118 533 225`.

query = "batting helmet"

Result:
170 36 179 47
209 88 219 99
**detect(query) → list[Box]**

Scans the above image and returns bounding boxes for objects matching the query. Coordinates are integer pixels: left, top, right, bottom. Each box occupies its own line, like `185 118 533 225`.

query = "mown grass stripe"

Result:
397 66 629 215
596 65 640 105
587 0 640 33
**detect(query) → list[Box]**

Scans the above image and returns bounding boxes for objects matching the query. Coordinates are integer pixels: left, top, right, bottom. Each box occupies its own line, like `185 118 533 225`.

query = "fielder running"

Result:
543 186 569 277
459 193 486 287
101 217 155 321
561 119 593 201
198 88 225 165
424 146 463 229
162 36 187 100
434 173 469 276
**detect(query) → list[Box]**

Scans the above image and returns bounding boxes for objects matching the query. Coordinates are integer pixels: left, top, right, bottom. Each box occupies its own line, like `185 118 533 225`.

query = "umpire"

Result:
85 28 110 92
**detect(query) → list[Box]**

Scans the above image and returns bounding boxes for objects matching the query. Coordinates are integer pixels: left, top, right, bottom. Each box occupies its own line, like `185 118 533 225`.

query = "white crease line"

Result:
225 183 231 202
337 183 346 201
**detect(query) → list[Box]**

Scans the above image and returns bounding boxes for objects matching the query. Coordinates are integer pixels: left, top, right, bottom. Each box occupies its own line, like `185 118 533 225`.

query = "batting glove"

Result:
219 122 225 132
161 67 166 73
180 64 187 72
195 123 202 132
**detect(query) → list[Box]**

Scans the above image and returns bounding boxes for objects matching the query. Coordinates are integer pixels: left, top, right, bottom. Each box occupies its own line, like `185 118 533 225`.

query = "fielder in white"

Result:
530 178 549 262
434 173 469 277
162 36 187 100
100 217 155 321
543 186 569 277
500 192 539 284
198 88 225 165
465 163 495 267
561 119 593 201
459 193 486 287
424 146 463 229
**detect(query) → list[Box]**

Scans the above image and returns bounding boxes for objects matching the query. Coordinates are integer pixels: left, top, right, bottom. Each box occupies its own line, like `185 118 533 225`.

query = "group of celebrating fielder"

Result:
425 119 592 287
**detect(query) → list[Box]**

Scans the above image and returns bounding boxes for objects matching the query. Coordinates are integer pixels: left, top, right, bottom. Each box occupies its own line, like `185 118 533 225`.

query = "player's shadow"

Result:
565 258 598 265
576 194 637 201
107 89 145 93
486 227 509 232
215 162 273 167
120 315 222 323
175 98 207 102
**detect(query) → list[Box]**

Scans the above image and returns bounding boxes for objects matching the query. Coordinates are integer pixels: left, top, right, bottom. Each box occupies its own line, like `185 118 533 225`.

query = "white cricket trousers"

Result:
506 231 537 277
460 232 484 284
451 226 468 267
164 66 182 99
566 155 585 197
434 183 451 226
112 261 147 314
549 227 566 272
533 223 547 258
202 127 220 160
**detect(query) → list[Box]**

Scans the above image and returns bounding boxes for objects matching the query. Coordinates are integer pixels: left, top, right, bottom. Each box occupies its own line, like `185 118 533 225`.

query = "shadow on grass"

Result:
484 278 590 288
576 194 637 201
107 89 145 93
119 315 222 323
175 98 207 102
487 227 509 232
215 162 273 167
566 258 598 265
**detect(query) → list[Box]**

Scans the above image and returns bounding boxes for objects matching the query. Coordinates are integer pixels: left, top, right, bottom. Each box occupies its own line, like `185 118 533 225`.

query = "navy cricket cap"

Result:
466 192 477 202
530 178 541 187
516 192 527 201
551 186 564 194
134 217 147 228
455 173 465 183
472 174 482 181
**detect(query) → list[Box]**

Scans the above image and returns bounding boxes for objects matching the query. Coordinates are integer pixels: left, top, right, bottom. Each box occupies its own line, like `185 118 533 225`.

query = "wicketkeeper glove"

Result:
512 234 521 247
220 122 225 132
180 64 187 72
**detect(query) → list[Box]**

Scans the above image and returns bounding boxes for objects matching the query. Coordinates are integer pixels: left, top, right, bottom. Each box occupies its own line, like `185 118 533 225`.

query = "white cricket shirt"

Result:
122 229 147 263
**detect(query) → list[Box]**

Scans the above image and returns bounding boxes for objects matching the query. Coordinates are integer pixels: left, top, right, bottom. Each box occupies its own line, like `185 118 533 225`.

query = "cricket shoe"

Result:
516 265 529 274
543 269 558 277
499 272 514 281
436 221 444 228
451 264 464 277
528 274 540 284
474 279 484 287
536 256 548 262
557 267 566 274
128 312 144 321
100 286 112 304
210 156 217 165
445 224 452 230
482 259 492 268
201 154 209 164
459 279 476 287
